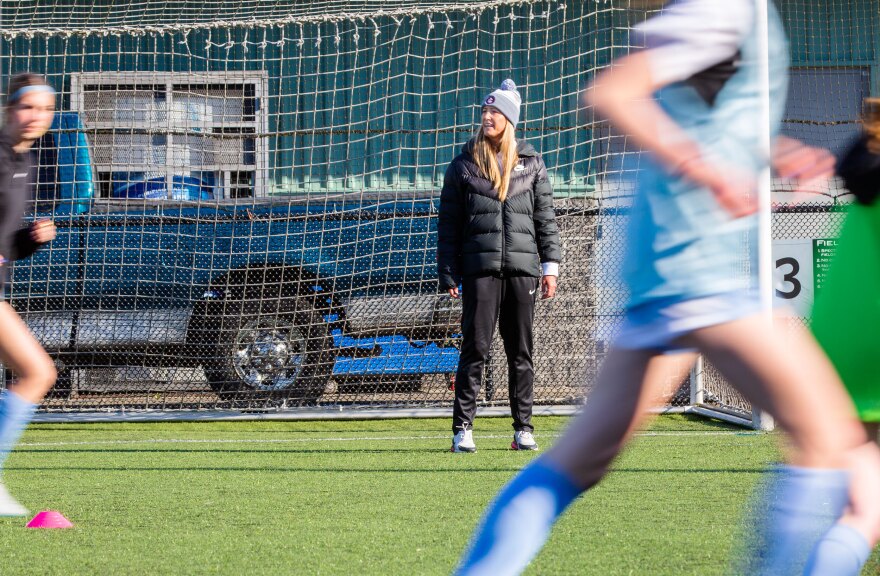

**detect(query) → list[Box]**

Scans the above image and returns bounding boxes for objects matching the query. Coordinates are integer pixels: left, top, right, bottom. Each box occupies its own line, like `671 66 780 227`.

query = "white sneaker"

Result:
0 483 28 517
452 425 476 453
512 430 539 451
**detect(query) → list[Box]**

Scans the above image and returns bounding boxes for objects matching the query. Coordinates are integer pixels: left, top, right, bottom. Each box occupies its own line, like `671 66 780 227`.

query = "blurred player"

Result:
0 73 59 516
454 1 880 574
806 97 880 575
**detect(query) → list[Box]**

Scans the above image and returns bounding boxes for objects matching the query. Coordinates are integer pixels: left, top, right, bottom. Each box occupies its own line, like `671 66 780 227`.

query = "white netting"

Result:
4 1 635 197
3 0 573 36
0 0 872 417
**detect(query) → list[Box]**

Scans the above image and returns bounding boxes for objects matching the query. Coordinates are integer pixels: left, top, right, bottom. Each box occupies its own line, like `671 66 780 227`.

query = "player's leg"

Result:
542 350 696 484
455 350 695 576
0 302 57 515
686 316 862 462
682 316 878 574
804 421 880 576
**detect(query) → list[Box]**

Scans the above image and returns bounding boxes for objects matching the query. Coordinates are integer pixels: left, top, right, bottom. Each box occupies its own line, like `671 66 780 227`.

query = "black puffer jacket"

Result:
437 138 561 290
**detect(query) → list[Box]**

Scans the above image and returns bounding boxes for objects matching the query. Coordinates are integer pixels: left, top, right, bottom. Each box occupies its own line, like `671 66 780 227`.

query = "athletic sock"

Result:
747 465 850 576
804 523 872 576
0 390 37 473
455 459 583 576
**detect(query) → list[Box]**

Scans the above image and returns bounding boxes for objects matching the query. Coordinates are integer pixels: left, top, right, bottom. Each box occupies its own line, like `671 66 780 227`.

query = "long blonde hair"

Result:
472 122 518 202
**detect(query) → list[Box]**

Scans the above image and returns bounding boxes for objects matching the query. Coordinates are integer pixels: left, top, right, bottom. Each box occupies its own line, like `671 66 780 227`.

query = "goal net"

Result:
0 0 873 423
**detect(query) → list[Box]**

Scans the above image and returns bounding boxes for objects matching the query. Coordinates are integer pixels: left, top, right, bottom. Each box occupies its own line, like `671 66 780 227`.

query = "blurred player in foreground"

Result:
454 1 880 574
0 73 59 516
807 97 880 574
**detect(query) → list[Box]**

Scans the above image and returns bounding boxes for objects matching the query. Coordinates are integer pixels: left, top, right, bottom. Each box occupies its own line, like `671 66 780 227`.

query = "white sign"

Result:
771 238 837 316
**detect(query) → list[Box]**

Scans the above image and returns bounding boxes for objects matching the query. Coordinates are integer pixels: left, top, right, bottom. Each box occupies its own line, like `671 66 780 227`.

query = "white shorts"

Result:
614 292 763 353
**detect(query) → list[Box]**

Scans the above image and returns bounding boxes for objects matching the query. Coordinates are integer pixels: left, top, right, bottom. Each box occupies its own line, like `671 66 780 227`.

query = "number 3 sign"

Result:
772 238 837 316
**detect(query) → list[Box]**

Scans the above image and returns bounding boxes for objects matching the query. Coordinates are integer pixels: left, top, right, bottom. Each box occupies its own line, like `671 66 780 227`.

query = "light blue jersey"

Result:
623 0 788 314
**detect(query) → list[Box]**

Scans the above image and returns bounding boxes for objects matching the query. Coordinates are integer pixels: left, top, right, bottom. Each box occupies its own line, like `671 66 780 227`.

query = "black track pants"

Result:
452 274 539 434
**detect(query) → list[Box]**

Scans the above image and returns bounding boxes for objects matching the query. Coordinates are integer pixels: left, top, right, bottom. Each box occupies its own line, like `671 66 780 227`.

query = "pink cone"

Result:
26 511 73 529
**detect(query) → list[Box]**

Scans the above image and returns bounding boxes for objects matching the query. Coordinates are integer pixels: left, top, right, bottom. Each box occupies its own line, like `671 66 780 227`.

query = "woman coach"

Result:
437 79 561 453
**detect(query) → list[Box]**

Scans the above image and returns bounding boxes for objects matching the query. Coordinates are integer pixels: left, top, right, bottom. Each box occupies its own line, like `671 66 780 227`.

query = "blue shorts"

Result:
613 292 762 353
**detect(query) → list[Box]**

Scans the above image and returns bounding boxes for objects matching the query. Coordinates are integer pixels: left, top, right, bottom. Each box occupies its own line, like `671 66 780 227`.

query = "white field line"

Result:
17 430 757 448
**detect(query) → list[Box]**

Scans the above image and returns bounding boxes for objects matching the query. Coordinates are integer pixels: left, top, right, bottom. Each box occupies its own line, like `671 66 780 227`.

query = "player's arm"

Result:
583 0 755 216
0 150 15 263
585 52 754 217
8 219 55 261
584 51 701 173
771 135 836 199
837 133 880 205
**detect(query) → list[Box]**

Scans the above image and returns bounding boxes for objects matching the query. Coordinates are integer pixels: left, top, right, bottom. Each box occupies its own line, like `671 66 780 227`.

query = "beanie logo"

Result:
514 162 526 172
484 95 495 105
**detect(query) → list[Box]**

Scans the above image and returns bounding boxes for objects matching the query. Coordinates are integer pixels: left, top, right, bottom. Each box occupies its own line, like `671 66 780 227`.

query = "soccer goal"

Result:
0 0 872 427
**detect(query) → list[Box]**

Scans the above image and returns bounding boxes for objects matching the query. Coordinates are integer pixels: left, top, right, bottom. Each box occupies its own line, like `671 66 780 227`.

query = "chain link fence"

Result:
0 0 870 420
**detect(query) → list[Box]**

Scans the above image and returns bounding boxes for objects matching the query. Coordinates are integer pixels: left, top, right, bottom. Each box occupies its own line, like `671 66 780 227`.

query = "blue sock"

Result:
746 466 850 576
455 459 583 576
804 524 872 576
0 390 37 474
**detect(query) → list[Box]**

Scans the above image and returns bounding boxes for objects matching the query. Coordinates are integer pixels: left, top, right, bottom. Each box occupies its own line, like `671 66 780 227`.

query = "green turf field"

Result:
0 414 876 575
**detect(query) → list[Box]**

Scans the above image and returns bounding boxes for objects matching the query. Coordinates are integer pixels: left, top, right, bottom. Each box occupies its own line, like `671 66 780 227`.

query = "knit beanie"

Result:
482 79 521 128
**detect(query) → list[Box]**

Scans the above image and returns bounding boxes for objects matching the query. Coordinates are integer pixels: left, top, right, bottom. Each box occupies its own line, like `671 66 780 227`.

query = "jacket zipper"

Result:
500 190 506 278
